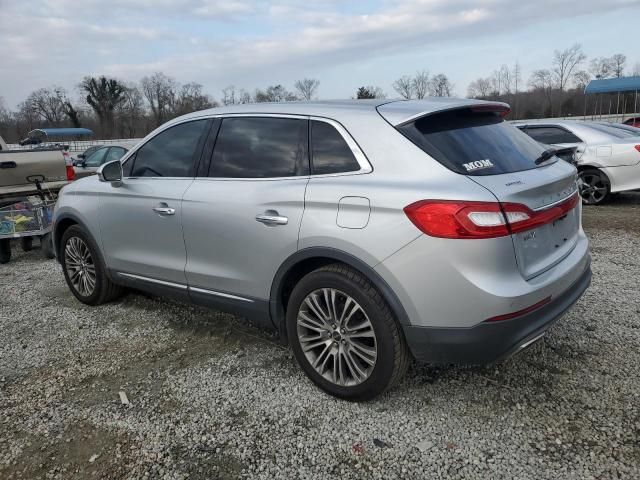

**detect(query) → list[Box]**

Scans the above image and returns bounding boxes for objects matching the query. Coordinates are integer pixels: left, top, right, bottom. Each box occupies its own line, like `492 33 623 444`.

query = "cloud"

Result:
0 0 638 107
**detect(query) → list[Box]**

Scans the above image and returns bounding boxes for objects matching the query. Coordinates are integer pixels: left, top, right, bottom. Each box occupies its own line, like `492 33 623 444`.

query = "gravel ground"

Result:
1 194 639 479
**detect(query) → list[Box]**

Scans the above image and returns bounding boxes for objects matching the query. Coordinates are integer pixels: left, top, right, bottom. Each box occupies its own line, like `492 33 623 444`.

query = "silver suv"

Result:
53 99 591 400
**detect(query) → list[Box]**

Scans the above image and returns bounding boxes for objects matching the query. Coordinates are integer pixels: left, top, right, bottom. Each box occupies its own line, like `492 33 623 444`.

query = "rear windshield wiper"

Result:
534 148 557 165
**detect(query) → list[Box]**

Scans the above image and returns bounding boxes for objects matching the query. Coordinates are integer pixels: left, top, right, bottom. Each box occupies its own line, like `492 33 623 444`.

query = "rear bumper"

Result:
403 260 591 365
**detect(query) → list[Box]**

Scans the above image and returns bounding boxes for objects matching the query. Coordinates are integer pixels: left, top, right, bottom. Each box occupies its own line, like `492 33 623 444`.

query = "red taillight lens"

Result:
634 145 640 153
484 296 552 322
404 193 579 240
66 165 75 181
404 201 510 239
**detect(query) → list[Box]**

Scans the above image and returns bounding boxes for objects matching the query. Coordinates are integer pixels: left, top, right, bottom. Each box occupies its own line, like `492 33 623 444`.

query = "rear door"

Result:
182 115 309 304
397 107 580 279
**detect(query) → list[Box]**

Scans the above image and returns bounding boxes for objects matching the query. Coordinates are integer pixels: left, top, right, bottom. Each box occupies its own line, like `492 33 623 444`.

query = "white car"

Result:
514 120 640 205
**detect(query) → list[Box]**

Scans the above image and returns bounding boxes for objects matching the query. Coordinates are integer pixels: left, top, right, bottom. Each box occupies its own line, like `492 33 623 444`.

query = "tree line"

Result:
0 44 637 142
0 75 328 142
463 45 638 119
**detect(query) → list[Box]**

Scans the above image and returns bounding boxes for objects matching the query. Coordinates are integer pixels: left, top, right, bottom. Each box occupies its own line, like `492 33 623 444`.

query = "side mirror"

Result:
78 153 85 159
97 160 123 187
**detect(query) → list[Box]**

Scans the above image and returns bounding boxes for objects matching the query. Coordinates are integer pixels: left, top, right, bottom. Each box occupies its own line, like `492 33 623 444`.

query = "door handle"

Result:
153 204 176 216
255 211 288 226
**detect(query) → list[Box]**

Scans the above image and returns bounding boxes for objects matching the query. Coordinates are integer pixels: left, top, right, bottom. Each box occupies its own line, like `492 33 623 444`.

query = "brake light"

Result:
66 165 75 181
470 104 511 118
404 193 579 239
635 145 640 153
484 296 552 322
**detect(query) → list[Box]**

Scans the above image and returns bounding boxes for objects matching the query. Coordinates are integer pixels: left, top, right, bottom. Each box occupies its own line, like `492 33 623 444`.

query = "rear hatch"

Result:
389 103 580 280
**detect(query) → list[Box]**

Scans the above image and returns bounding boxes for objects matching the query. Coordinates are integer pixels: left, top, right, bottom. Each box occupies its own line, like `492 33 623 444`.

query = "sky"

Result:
1 0 639 108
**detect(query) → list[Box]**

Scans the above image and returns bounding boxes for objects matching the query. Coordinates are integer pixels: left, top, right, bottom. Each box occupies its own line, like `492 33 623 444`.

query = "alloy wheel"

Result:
296 288 377 387
578 171 608 205
64 237 96 297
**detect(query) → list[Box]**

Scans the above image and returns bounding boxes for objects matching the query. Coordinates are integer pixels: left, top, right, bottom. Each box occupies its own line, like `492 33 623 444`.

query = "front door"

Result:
99 119 210 285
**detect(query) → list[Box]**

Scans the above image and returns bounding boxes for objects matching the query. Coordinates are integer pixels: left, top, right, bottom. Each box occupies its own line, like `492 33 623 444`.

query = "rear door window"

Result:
523 126 582 144
398 108 548 176
209 117 308 178
311 121 360 174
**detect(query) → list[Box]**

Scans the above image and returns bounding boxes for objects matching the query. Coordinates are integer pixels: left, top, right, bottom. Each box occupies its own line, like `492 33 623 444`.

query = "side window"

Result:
104 147 126 163
311 121 361 175
84 148 108 167
209 117 308 178
524 127 582 144
130 120 208 177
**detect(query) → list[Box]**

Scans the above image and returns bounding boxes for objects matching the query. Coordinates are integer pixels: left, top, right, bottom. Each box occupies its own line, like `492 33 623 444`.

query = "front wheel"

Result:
286 264 410 401
60 225 123 305
578 169 610 205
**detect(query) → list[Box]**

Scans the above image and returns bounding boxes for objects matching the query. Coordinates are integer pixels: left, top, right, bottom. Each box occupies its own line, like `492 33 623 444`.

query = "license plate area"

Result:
513 207 579 279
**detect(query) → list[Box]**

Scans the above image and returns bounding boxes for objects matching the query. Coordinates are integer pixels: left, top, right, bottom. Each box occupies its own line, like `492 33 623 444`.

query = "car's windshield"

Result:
398 108 548 176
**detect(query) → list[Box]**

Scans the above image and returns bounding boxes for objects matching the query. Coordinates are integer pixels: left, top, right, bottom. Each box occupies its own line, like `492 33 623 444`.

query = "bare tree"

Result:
115 83 145 137
392 75 413 99
552 44 586 92
573 70 591 90
80 76 126 137
222 85 252 105
611 54 626 78
589 57 614 79
499 64 512 94
174 82 216 116
467 78 492 98
430 74 453 97
412 71 430 99
254 85 297 103
27 87 68 125
294 78 320 101
141 72 177 126
529 69 555 115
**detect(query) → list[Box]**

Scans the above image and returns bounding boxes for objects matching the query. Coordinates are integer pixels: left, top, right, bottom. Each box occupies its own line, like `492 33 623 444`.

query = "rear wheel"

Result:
578 168 610 205
21 237 33 252
0 239 10 264
61 225 123 305
286 264 410 401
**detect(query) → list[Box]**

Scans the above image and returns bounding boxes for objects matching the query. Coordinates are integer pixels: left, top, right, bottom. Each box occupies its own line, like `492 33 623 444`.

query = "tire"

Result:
40 233 55 259
60 225 123 305
0 239 11 264
21 237 33 252
578 168 610 205
286 263 410 401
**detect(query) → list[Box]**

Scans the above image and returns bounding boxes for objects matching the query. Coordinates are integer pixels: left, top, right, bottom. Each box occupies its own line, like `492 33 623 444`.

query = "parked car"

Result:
73 145 129 179
0 133 72 207
74 145 102 162
52 99 591 400
513 120 640 205
623 116 640 128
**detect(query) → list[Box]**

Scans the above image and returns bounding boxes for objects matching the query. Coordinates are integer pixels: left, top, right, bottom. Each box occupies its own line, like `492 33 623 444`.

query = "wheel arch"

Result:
270 247 411 341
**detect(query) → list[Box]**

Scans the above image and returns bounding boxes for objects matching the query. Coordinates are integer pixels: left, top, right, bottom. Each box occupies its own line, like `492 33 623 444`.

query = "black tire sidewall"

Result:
60 225 108 305
286 269 397 401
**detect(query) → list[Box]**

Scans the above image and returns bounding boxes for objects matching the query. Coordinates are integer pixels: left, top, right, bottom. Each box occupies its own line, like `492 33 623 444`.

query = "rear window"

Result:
398 109 548 176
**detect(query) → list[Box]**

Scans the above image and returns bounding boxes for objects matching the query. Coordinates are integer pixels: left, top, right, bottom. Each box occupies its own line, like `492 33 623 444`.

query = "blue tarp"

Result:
28 128 94 138
585 76 640 94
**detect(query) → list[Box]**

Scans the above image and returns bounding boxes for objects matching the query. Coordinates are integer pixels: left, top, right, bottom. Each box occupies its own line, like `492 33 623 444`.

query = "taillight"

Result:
66 165 75 181
404 193 579 239
634 145 640 153
484 296 552 322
